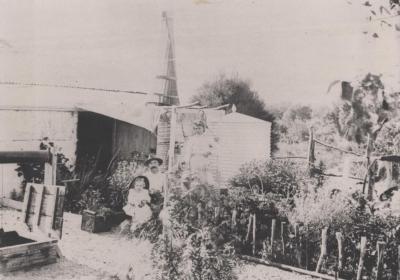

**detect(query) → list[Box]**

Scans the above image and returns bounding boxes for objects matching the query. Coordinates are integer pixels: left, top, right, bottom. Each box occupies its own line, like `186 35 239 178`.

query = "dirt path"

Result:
2 258 111 280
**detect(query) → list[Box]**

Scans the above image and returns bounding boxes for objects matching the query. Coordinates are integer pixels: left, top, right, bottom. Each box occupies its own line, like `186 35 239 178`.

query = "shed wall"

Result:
0 110 78 197
113 121 157 158
217 121 271 184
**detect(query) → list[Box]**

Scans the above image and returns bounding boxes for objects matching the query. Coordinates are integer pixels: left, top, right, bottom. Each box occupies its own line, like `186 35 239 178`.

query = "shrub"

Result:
230 159 310 199
152 184 238 280
107 159 145 210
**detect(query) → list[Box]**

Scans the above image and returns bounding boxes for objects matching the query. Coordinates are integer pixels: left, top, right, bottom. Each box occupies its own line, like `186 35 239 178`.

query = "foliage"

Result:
287 186 357 230
326 74 399 144
278 105 313 144
230 159 310 202
281 183 400 279
153 184 238 280
374 118 400 155
358 0 400 38
14 137 73 201
190 74 279 153
107 159 145 210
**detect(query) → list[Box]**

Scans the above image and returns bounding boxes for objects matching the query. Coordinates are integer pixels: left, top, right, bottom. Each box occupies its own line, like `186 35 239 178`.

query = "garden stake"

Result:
376 241 385 280
281 222 287 256
271 219 276 254
335 232 343 273
356 236 367 280
252 214 256 256
316 227 328 273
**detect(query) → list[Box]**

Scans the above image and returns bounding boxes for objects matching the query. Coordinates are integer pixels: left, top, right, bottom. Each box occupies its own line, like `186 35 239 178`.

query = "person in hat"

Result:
143 156 166 195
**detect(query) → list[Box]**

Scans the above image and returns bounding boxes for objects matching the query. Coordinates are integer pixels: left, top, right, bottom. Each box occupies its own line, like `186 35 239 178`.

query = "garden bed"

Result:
0 207 319 280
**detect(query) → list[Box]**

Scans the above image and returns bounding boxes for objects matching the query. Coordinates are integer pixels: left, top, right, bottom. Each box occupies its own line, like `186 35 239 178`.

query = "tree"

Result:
191 74 279 153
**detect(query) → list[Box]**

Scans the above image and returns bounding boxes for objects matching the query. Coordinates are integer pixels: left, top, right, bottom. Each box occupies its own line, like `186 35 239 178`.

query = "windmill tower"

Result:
157 11 180 105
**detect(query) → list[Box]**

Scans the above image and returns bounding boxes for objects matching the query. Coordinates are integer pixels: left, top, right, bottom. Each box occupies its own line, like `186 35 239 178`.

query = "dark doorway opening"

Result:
76 112 114 172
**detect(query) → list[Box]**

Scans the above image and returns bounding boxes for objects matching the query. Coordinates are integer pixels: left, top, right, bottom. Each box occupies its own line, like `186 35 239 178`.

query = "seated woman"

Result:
123 176 153 232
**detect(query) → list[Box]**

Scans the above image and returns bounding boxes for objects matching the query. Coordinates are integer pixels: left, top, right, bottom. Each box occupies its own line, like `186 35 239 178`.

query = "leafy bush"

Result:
107 159 145 210
14 138 73 202
153 184 238 280
230 159 310 199
284 185 400 279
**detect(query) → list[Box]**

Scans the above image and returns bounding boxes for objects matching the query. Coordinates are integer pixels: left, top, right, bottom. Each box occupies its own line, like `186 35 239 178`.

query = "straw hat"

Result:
144 156 163 166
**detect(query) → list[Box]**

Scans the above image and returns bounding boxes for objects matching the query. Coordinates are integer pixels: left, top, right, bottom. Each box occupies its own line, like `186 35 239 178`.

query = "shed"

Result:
216 112 271 184
155 107 271 186
0 84 158 197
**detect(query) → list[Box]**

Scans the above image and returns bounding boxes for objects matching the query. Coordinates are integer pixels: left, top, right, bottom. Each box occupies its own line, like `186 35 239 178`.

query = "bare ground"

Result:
0 208 314 280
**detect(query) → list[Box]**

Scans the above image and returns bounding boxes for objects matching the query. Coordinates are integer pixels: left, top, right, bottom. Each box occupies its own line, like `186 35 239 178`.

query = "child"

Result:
123 176 152 232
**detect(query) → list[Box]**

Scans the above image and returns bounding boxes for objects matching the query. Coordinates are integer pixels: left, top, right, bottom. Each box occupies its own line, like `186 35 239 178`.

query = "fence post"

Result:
335 232 343 274
294 223 302 267
252 214 256 256
307 126 315 173
316 227 328 272
281 222 287 256
356 236 367 280
271 219 276 254
376 241 385 280
365 134 375 201
397 245 400 280
246 214 252 242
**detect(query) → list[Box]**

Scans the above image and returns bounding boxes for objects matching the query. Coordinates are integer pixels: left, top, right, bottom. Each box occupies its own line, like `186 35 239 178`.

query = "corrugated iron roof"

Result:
0 84 158 131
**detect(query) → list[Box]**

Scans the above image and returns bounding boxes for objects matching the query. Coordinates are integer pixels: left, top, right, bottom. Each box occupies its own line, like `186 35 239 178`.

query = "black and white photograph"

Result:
0 0 400 279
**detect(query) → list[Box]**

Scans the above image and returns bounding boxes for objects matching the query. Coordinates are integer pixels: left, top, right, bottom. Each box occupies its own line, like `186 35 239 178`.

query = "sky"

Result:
0 0 399 106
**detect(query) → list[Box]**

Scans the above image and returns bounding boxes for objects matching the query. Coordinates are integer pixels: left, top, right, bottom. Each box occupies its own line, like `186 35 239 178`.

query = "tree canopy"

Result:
191 75 279 153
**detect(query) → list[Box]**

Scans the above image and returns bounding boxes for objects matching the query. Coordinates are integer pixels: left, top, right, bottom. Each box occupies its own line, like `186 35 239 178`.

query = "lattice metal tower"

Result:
157 11 180 105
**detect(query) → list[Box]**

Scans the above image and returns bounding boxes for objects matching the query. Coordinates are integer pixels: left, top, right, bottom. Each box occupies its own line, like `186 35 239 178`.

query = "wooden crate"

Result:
0 232 59 272
0 183 65 273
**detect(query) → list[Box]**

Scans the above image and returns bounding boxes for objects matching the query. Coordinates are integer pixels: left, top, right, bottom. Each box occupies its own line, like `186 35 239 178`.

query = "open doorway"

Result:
76 112 114 172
